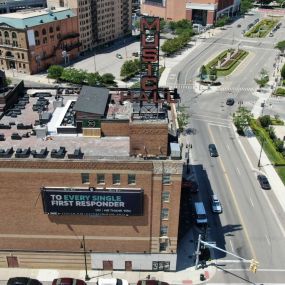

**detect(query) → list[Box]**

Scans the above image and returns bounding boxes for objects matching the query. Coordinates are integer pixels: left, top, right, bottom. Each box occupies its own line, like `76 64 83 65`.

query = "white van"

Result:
97 279 128 285
194 202 208 225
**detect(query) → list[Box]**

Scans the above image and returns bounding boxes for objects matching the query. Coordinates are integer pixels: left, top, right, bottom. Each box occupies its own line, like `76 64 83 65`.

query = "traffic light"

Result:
249 259 259 273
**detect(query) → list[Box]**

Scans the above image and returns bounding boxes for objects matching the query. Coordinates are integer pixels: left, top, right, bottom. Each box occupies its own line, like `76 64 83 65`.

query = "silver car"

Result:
211 194 222 213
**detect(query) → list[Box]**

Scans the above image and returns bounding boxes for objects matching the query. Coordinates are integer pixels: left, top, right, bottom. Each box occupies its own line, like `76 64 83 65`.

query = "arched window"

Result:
49 26 53 33
4 31 9 38
0 31 2 37
34 30 39 37
42 28 46 35
12 32 17 38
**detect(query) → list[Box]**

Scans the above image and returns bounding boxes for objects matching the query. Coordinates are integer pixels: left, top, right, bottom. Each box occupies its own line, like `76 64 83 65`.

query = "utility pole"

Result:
81 235 90 281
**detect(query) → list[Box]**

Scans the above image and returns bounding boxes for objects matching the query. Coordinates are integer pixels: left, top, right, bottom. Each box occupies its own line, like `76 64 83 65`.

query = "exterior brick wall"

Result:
0 159 182 265
101 120 129 136
129 123 168 157
207 11 215 24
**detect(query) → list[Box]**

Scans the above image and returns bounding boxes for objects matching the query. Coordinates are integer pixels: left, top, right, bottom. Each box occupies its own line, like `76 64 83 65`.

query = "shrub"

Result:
259 115 271 128
275 87 285 96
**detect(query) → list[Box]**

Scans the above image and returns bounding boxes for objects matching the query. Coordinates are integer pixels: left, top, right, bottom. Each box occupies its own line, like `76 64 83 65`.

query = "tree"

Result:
160 18 166 32
177 107 189 132
255 68 269 87
209 67 217 81
281 63 285 79
101 73 116 85
215 16 230 27
275 138 284 152
240 0 254 14
199 65 207 80
60 68 87 84
233 107 253 134
120 59 140 78
47 65 64 80
259 115 271 128
86 72 102 86
275 40 285 54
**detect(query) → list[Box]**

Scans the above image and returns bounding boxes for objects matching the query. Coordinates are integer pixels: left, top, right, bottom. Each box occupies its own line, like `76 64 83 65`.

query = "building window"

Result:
56 26 60 31
97 174 105 184
160 225 168 236
128 174 136 185
21 53 24 59
159 241 168 252
162 174 171 184
112 174 120 184
161 208 169 220
19 63 21 68
4 31 9 38
57 33 61 39
50 35 54 41
35 39 40 45
17 53 20 59
11 32 17 39
43 37 48 44
34 30 39 37
23 63 25 68
162 191 170 202
42 28 46 35
49 26 54 33
81 173 90 184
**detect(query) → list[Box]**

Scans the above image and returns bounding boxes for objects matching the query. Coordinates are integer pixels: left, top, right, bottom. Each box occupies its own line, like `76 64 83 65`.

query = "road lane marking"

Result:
229 239 234 253
208 125 257 259
236 167 241 176
249 196 254 207
265 235 270 246
260 189 285 238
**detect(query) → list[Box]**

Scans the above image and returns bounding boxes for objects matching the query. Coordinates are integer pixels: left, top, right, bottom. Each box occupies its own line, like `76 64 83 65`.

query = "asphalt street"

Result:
170 10 285 284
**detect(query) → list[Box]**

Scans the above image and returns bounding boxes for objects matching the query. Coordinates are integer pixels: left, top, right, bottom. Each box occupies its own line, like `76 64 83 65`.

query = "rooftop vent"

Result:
40 19 44 23
54 16 57 20
67 14 70 18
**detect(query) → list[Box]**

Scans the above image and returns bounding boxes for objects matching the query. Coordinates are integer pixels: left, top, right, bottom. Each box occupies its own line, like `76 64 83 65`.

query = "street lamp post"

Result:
81 235 90 281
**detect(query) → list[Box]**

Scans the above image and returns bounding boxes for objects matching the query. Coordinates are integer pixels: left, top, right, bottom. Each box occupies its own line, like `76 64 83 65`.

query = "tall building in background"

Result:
47 0 132 52
141 0 240 25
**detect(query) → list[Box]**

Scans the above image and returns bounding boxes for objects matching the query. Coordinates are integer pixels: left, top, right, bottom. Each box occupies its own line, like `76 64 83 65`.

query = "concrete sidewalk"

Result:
0 265 216 284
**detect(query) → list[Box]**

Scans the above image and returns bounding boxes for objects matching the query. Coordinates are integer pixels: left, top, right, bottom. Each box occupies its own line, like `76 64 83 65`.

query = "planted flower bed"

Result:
205 49 248 77
245 18 279 38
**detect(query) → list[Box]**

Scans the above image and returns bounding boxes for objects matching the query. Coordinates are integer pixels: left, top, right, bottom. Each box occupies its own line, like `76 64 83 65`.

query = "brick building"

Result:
0 85 183 271
47 0 132 52
141 0 241 25
0 7 80 74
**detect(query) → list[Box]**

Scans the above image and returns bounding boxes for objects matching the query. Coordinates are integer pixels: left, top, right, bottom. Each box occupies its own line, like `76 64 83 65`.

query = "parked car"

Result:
7 277 42 285
137 281 169 285
226 98 235 105
211 194 222 213
208 144 219 157
116 53 123 59
52 278 86 285
97 279 128 285
257 174 271 190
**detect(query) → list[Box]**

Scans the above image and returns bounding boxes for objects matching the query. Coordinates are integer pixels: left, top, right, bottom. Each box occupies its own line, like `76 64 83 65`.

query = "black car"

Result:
7 277 42 285
226 98 235 106
209 144 219 157
257 174 271 190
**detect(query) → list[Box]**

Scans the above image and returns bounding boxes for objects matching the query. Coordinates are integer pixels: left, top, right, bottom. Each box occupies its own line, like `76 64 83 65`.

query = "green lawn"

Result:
245 18 278 38
276 167 285 185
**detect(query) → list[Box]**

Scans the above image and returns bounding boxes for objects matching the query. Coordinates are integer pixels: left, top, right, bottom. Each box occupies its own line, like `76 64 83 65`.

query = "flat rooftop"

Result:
0 86 170 161
0 88 130 159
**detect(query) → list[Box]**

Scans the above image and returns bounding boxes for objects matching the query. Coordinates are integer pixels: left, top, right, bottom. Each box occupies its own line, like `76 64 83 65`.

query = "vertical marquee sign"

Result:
140 16 160 103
